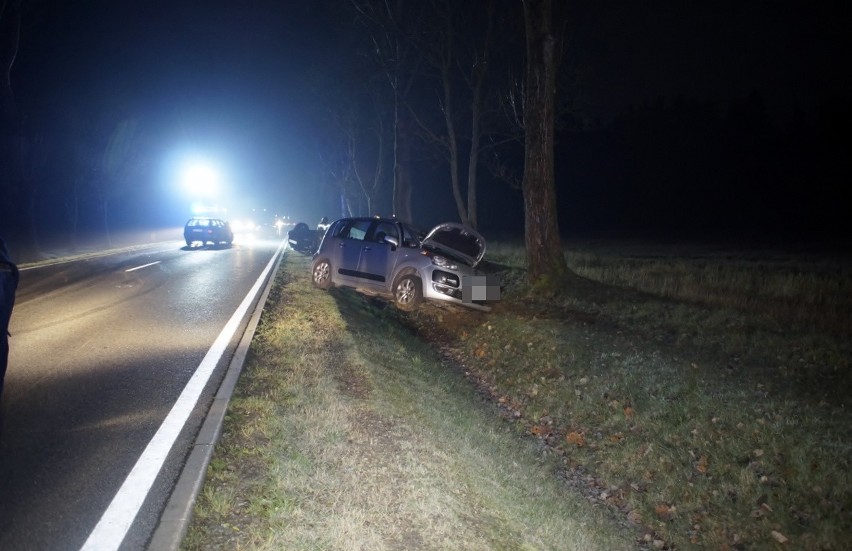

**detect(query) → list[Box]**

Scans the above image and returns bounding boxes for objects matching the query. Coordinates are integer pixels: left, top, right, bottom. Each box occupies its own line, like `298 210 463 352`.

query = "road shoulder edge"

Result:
146 247 287 551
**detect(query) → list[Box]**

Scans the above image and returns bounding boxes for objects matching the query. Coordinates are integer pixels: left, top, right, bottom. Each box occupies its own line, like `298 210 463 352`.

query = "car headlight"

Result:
431 255 458 270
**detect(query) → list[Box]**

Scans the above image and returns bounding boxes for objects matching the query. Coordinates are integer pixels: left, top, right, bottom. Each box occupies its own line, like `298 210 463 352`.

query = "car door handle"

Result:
362 246 371 251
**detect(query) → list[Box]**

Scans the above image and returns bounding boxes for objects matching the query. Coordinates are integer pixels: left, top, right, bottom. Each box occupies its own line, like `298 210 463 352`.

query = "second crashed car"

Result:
311 217 492 311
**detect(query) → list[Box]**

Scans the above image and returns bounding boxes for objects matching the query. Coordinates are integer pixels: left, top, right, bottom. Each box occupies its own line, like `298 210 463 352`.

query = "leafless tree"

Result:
323 91 389 217
403 0 500 229
350 0 426 223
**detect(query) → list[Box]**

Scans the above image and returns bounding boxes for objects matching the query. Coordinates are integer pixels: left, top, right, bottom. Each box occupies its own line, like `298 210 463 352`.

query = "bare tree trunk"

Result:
391 81 400 216
370 99 386 215
394 113 414 222
521 0 567 286
466 97 481 229
442 65 468 226
432 7 468 226
465 0 495 230
347 130 373 215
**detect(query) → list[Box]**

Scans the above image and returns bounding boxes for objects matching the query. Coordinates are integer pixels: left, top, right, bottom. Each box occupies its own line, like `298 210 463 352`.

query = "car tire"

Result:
312 258 332 289
393 274 422 311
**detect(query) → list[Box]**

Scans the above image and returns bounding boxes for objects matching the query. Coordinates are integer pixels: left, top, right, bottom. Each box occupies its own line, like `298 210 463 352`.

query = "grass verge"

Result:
441 239 850 549
181 252 636 550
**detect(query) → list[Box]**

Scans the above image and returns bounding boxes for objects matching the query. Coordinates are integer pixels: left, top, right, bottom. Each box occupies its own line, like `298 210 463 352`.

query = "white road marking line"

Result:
125 261 161 272
17 242 183 271
80 243 284 551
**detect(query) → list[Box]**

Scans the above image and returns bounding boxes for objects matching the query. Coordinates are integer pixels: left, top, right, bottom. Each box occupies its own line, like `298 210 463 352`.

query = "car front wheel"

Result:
393 274 422 311
312 258 332 289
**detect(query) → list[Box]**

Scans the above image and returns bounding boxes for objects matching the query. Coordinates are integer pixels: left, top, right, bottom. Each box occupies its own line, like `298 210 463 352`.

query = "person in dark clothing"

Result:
1 237 19 420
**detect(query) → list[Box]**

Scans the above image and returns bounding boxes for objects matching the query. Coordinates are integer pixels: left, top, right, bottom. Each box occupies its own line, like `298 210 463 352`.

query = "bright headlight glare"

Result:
432 255 457 270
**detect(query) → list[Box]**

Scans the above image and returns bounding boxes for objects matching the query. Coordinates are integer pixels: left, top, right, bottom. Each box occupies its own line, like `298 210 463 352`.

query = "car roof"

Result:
339 216 393 223
186 217 225 222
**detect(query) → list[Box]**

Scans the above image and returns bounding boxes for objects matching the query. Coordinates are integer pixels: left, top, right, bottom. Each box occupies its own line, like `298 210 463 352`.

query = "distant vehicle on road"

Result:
311 217 493 311
184 217 234 247
229 217 260 236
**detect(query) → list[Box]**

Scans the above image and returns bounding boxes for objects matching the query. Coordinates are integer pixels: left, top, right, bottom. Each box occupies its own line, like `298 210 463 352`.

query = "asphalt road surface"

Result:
0 237 284 551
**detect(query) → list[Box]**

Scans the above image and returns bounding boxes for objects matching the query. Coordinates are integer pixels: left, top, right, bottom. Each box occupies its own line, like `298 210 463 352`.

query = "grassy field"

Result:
183 241 851 550
181 253 635 551
462 239 851 549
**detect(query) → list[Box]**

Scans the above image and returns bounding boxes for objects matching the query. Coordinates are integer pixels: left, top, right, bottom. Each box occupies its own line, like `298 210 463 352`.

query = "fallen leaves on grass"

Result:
626 510 643 525
695 454 709 474
655 503 676 521
566 431 586 447
771 530 789 544
530 424 550 437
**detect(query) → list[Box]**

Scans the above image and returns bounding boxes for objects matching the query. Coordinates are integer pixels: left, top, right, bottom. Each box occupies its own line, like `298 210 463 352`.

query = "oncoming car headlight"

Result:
431 255 458 270
232 219 257 233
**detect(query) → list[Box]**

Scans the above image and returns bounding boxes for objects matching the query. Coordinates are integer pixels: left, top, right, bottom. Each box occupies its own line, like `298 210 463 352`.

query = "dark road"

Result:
0 238 283 551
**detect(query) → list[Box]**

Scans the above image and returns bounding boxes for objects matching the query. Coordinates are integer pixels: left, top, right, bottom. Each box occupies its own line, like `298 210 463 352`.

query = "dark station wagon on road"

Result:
183 217 234 247
311 217 494 311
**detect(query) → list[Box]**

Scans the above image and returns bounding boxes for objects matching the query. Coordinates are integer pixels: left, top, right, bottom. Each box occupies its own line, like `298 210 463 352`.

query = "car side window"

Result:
401 224 420 248
339 219 371 241
371 221 398 244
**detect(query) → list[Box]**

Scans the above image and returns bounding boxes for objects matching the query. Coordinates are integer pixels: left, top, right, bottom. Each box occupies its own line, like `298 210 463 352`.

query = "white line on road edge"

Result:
125 261 162 272
80 242 285 551
18 242 183 271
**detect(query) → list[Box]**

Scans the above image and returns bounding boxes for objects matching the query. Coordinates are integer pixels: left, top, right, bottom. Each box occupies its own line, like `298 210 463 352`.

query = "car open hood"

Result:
422 223 486 267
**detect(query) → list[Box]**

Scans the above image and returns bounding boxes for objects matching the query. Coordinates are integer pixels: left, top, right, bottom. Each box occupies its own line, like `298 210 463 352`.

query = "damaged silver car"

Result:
311 217 495 311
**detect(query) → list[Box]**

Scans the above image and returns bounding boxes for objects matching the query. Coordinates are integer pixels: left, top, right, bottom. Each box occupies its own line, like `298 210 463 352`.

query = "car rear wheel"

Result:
312 258 332 289
393 274 422 311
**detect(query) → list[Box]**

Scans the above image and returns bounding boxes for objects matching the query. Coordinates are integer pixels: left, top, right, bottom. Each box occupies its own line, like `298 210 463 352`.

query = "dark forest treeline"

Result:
2 90 849 254
553 92 850 242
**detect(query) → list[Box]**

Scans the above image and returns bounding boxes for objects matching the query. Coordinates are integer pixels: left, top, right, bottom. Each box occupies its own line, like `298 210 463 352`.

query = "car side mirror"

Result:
384 235 399 249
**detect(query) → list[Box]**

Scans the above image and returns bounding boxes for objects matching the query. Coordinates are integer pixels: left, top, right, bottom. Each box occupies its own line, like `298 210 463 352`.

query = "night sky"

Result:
571 1 849 121
3 0 850 245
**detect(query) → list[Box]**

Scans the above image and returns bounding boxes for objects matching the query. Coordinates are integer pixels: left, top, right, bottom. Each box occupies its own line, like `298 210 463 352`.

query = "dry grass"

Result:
181 253 635 551
444 239 852 549
564 240 851 335
183 240 851 550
